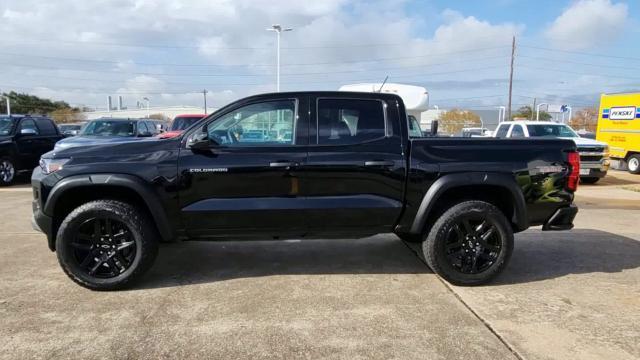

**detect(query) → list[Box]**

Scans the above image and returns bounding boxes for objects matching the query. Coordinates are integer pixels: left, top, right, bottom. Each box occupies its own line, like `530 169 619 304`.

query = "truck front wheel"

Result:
56 200 159 290
422 200 513 286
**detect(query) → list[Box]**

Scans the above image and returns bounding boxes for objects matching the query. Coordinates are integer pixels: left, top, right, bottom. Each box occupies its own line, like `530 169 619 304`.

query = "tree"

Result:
512 105 551 121
569 107 598 132
149 113 169 121
0 91 79 121
437 109 481 134
49 108 86 124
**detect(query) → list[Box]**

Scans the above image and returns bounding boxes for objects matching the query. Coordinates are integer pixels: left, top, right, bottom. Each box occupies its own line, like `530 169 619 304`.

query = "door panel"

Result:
300 96 407 232
177 96 309 237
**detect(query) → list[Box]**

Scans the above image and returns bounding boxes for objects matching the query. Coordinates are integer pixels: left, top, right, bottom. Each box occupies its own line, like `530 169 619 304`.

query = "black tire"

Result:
0 157 16 186
396 233 423 243
580 177 600 184
422 200 513 286
56 200 158 290
628 154 640 174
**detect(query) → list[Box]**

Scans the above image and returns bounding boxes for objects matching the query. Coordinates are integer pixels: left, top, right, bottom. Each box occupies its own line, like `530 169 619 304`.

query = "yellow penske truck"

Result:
596 92 640 174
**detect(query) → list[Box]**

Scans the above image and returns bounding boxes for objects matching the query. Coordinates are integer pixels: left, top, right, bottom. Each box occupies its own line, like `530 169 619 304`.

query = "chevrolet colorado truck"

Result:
32 91 579 290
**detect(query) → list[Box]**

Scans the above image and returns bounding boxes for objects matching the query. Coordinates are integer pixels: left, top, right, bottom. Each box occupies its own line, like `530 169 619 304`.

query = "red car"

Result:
158 114 206 139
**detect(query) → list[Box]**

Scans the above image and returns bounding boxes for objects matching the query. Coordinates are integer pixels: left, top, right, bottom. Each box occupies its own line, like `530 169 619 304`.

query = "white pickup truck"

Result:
494 121 610 183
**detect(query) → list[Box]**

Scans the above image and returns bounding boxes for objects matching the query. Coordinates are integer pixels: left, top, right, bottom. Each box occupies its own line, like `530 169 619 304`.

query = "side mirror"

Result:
187 131 218 150
430 120 439 137
20 128 38 136
138 131 153 137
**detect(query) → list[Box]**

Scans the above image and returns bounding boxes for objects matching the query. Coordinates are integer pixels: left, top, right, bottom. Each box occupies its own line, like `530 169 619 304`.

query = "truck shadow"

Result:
139 229 640 289
492 229 640 285
140 236 429 290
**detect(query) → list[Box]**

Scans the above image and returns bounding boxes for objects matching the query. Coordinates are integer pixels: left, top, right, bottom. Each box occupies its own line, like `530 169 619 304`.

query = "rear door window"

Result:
317 98 385 145
510 124 525 138
35 118 58 135
495 124 509 138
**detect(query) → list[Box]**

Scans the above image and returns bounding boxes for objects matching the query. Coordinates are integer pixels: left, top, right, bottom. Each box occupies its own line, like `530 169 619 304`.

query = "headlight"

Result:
39 158 70 174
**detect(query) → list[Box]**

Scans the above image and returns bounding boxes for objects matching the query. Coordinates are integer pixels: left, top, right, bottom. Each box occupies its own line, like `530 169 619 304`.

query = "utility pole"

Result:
530 97 536 120
203 89 208 114
507 35 515 121
267 24 293 92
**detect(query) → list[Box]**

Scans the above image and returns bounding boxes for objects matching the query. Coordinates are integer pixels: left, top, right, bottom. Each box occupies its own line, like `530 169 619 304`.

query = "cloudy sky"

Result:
0 0 637 111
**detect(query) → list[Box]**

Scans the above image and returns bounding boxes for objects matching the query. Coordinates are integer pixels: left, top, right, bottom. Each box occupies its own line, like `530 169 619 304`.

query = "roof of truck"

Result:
498 121 567 126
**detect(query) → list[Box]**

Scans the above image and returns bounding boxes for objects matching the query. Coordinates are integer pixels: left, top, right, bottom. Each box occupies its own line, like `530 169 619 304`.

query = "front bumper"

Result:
542 204 578 231
579 159 610 178
31 167 57 251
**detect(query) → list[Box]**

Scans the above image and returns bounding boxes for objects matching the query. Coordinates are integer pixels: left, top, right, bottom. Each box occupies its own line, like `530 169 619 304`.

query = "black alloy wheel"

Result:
70 217 137 278
423 200 513 286
443 216 501 275
0 158 16 185
56 200 158 290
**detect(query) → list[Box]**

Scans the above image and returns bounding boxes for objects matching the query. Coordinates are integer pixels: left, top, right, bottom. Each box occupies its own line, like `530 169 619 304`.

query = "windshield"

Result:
0 117 16 136
81 120 136 137
171 116 202 131
526 124 578 138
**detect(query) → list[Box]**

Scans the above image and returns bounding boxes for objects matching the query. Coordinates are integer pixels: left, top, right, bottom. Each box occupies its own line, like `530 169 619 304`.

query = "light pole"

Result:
142 97 150 118
266 24 292 92
496 106 506 123
536 103 548 121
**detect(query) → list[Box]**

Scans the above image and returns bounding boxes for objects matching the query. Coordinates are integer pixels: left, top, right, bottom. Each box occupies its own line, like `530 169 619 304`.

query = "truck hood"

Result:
559 136 607 147
54 135 149 150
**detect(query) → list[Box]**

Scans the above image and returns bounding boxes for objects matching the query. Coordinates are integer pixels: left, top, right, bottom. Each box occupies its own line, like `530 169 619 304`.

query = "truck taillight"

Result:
567 151 580 192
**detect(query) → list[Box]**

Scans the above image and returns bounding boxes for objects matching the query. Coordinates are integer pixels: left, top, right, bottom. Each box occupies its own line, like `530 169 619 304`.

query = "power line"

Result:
0 46 509 68
520 45 640 62
3 36 513 50
0 55 509 78
518 64 640 81
518 55 640 71
2 65 509 87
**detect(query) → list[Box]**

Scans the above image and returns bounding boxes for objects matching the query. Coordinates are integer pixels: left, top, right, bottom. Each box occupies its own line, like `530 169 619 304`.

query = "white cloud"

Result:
545 0 628 50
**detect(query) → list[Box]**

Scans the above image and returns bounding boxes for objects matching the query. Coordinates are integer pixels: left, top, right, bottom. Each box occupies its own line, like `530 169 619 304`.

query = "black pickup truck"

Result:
1 115 63 186
31 92 579 290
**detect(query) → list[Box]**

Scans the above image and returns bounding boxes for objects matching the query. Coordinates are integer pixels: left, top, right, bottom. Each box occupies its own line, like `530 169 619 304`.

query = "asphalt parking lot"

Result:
1 172 639 359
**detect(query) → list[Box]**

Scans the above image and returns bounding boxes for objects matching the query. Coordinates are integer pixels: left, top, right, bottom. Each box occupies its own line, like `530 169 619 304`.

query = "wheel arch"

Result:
409 172 528 235
44 174 173 250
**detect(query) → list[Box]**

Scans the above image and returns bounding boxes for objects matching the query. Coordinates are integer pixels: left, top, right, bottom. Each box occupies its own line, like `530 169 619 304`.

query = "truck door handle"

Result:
364 160 394 167
270 161 298 168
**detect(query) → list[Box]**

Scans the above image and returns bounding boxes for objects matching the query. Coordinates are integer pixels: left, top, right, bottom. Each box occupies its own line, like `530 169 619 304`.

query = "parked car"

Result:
32 91 578 290
158 114 206 139
58 123 85 137
0 115 63 185
494 121 609 184
461 127 491 137
54 118 159 150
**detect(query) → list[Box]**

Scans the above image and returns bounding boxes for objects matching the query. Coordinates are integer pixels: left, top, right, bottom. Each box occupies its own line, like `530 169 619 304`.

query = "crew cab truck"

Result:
31 92 579 290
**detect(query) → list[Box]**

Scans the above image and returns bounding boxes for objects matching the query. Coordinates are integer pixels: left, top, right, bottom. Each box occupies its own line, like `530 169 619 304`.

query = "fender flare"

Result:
409 172 528 234
44 173 173 241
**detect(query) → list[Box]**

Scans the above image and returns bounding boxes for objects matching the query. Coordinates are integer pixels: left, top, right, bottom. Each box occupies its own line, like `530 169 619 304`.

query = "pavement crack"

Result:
400 240 526 360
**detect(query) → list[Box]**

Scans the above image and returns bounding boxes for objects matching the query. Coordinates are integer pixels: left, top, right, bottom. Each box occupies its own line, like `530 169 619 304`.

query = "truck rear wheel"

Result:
628 154 640 174
56 200 158 290
422 200 513 286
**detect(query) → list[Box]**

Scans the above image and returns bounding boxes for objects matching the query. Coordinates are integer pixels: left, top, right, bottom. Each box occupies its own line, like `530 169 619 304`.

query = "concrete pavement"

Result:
0 171 639 359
